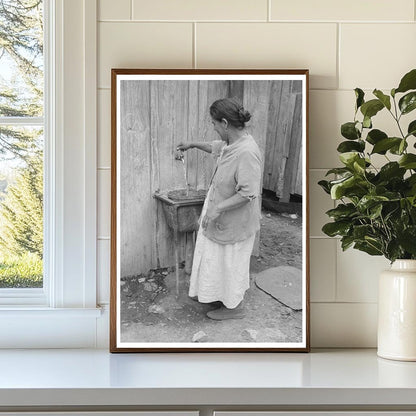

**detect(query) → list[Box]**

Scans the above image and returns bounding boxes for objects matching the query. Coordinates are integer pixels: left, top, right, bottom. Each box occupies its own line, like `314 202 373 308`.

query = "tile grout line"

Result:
193 22 197 69
333 229 338 303
311 301 378 305
336 22 340 90
97 19 415 24
130 0 133 20
268 0 271 22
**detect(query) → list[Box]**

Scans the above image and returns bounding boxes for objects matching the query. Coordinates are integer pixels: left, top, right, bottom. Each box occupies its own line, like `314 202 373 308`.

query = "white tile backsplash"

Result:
310 239 337 302
336 245 390 303
311 303 378 347
309 170 334 237
340 24 416 90
271 0 415 22
96 3 416 347
196 23 338 89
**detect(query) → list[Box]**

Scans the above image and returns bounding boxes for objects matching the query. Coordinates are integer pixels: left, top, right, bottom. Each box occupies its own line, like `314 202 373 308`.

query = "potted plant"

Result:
319 68 416 361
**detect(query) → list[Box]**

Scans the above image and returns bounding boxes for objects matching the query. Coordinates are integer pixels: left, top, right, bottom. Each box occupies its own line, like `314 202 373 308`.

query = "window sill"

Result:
0 307 104 348
0 306 102 316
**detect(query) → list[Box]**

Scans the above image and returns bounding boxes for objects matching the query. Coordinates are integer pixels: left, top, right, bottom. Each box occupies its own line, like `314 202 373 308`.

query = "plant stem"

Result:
390 97 406 139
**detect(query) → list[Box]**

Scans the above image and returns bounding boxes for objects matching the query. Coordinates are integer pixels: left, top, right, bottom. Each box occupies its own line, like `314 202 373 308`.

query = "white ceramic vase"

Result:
378 259 416 361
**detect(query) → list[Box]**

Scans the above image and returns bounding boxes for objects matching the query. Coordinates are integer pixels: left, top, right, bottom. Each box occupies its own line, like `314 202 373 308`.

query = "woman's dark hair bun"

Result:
239 108 251 123
210 97 252 129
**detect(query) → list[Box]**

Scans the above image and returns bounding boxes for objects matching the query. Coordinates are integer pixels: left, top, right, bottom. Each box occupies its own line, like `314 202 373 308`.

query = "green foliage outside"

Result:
0 252 42 288
319 69 416 263
0 0 44 287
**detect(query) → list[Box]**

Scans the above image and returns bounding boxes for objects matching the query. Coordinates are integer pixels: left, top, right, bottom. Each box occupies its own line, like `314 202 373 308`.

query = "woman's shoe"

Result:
206 305 245 320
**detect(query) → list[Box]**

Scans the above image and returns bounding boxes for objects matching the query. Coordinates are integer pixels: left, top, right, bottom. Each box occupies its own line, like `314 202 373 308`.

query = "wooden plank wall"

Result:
119 79 303 277
262 80 303 201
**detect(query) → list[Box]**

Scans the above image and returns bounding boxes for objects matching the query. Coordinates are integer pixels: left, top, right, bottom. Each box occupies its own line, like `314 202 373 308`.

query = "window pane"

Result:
0 0 44 117
0 126 43 288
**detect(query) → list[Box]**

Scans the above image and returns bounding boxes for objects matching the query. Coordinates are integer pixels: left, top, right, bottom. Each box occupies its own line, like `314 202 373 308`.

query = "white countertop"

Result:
0 349 416 408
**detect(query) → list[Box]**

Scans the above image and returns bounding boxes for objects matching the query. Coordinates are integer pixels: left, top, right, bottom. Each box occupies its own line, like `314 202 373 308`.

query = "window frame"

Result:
0 0 49 305
0 0 100 348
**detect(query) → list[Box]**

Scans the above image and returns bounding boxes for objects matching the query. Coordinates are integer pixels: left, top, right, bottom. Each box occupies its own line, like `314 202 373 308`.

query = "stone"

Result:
144 282 153 291
254 266 302 311
265 327 287 342
266 213 271 218
120 281 126 286
241 329 258 342
138 278 146 283
192 331 208 343
148 304 164 314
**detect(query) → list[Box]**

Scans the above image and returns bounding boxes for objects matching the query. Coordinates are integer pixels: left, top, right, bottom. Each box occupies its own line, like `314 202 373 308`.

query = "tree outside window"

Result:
0 0 44 288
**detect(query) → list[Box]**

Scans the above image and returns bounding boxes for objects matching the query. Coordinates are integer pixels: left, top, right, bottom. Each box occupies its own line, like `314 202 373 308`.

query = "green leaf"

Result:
399 92 416 115
398 227 416 255
341 235 355 251
326 203 357 220
395 69 416 94
354 241 383 256
318 180 331 194
407 120 416 138
322 221 351 237
337 140 365 153
353 158 366 174
357 195 389 211
360 99 384 119
399 154 416 169
363 115 372 129
391 88 396 98
339 152 360 167
386 240 402 262
373 89 391 110
341 122 361 140
355 88 365 110
377 162 406 181
389 139 408 155
325 167 352 176
371 137 402 154
330 176 357 199
366 129 388 145
353 224 374 240
369 203 383 220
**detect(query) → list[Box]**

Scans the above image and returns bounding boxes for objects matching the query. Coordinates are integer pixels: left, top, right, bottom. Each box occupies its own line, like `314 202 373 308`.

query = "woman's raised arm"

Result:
177 142 212 153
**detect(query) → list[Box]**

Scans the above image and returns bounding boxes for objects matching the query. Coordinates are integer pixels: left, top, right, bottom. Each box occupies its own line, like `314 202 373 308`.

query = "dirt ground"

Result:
120 208 303 344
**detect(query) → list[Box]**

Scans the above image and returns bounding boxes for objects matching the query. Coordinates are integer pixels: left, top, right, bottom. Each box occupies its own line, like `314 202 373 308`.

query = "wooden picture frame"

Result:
110 69 310 352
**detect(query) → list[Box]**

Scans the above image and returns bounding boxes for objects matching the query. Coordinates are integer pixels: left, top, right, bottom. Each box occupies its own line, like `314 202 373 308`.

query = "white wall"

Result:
96 0 416 348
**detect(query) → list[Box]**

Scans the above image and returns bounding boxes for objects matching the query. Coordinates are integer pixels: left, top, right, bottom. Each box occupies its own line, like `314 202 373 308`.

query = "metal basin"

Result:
154 189 206 233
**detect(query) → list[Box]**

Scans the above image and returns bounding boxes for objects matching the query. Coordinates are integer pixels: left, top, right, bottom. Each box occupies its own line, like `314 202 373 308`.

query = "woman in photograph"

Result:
177 97 262 320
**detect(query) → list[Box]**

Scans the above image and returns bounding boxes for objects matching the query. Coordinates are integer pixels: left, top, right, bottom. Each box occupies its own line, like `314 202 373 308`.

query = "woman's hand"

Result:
202 205 221 230
177 142 191 151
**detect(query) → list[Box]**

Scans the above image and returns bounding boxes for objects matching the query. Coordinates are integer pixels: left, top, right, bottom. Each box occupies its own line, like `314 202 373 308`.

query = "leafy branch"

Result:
319 69 416 262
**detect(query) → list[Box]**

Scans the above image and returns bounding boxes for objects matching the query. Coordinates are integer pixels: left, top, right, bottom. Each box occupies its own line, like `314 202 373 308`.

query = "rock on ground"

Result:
241 329 258 342
254 266 302 311
192 331 208 342
148 304 164 314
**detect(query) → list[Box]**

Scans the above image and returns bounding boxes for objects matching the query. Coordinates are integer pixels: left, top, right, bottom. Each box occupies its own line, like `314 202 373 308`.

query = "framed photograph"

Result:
110 69 310 352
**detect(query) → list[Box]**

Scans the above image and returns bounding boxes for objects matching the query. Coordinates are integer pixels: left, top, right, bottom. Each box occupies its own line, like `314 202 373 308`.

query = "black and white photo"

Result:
110 69 309 352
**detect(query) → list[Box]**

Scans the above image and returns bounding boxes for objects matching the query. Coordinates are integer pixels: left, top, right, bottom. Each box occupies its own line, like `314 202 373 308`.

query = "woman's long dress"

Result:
188 186 256 309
